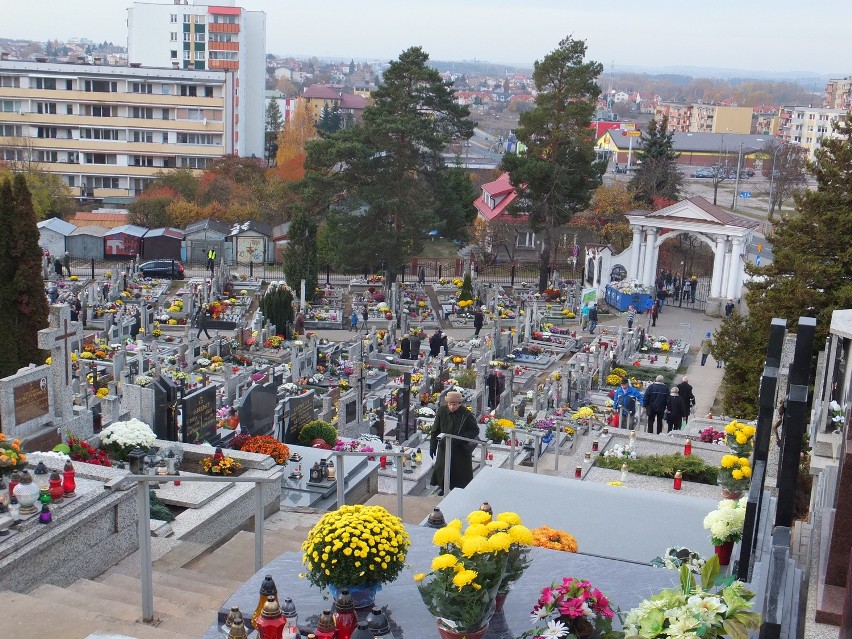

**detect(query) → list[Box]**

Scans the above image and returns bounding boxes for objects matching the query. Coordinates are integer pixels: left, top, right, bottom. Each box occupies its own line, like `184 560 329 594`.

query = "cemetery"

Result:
1 263 847 639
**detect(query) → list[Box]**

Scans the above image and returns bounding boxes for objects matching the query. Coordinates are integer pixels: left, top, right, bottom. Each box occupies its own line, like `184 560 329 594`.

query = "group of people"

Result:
580 302 599 334
349 306 369 331
612 375 696 434
46 251 72 278
655 271 698 305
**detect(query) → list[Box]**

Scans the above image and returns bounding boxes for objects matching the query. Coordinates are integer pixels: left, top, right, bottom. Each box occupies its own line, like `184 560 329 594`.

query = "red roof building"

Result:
473 173 524 222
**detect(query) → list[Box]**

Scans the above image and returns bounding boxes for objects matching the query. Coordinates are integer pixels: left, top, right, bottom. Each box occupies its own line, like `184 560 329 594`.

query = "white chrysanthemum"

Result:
540 619 568 638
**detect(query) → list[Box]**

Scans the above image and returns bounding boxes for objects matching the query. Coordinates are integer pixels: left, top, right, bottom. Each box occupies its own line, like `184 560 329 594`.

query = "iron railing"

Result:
438 432 491 493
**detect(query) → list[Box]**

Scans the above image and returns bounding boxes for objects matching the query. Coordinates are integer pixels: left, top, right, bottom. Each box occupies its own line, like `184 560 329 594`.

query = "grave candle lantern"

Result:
280 596 297 629
34 461 50 492
575 466 582 478
673 470 683 491
314 609 336 639
13 471 39 515
48 471 64 503
333 588 357 639
62 460 76 496
8 496 20 523
255 596 286 639
621 463 628 482
366 607 391 639
38 502 52 524
592 440 599 452
683 438 692 456
128 447 146 475
252 575 278 629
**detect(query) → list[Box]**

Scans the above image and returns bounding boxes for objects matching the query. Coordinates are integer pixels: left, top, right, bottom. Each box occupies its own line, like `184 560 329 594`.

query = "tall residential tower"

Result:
127 0 265 158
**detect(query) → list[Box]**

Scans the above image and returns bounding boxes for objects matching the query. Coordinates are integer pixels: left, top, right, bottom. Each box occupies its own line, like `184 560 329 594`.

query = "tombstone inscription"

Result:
181 386 217 444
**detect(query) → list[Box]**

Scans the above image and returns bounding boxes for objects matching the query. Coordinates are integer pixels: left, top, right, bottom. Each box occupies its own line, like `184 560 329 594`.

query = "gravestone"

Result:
284 391 315 444
181 385 218 445
238 381 278 437
152 376 181 441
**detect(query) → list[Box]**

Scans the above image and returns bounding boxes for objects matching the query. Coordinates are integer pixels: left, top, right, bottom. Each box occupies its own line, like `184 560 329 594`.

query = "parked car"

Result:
139 259 185 280
691 168 716 178
738 170 752 179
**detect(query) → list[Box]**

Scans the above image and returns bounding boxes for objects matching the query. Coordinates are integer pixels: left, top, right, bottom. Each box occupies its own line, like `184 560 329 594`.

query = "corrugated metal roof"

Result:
106 224 148 237
144 227 185 239
69 225 109 237
37 217 77 235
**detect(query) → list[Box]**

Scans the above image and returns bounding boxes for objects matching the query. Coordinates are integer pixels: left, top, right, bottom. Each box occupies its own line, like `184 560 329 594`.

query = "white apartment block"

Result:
127 0 266 159
779 106 846 161
0 58 232 198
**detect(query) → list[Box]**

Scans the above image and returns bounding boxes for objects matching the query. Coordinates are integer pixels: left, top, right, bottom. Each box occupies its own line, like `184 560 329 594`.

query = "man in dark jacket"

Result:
643 374 670 434
430 390 480 495
429 329 443 359
195 303 211 339
666 387 688 432
676 375 695 424
588 303 599 334
473 307 485 337
400 335 411 360
408 333 421 360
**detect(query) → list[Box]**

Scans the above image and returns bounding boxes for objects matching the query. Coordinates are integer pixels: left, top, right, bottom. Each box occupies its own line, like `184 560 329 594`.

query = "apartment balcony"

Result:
208 23 239 34
209 60 239 70
209 41 239 51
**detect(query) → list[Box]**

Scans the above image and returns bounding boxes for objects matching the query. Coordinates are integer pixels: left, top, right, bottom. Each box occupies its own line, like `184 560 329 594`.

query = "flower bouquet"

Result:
531 526 579 553
622 555 760 638
231 434 289 464
200 452 241 475
99 418 156 461
724 420 756 455
0 433 27 475
699 427 726 445
828 400 846 432
718 455 752 495
416 509 529 636
302 505 410 595
521 577 617 639
53 435 112 466
650 546 706 574
703 497 747 546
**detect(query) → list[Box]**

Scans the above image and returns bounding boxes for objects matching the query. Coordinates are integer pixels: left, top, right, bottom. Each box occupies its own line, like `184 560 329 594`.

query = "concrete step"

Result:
149 569 238 602
155 565 243 594
3 590 194 639
69 578 199 620
187 529 311 581
30 584 210 638
101 572 225 612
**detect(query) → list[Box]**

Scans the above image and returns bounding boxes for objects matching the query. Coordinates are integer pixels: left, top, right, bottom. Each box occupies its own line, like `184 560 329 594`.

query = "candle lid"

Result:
261 596 282 618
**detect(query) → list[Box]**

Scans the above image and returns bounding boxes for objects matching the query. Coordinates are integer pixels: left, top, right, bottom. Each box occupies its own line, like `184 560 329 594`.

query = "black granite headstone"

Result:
181 386 217 445
239 382 278 437
284 392 315 444
152 375 180 441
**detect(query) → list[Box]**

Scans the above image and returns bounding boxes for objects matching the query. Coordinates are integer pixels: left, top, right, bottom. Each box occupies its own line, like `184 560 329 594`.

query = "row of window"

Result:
169 13 238 25
0 75 221 97
0 100 222 121
0 125 221 145
171 31 207 42
3 148 215 168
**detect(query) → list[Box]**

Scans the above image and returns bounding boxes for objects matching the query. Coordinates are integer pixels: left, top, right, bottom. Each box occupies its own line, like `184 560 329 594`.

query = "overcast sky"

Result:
2 0 847 76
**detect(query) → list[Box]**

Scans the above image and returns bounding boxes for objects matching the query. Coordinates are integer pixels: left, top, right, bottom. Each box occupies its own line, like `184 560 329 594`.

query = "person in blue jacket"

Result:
613 377 644 430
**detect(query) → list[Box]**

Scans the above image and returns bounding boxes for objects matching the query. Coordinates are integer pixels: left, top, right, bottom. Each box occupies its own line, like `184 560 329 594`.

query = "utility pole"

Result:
731 143 744 211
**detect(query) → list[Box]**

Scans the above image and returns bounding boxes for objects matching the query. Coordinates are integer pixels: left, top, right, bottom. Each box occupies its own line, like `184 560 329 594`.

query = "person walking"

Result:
430 390 480 495
195 303 211 340
626 305 636 330
666 386 687 433
656 288 667 311
206 247 217 275
643 374 669 434
429 329 443 359
613 377 644 430
689 275 698 303
293 311 305 337
588 303 598 334
54 256 63 277
700 332 713 366
725 299 735 318
581 302 590 332
651 299 659 327
473 306 485 337
400 334 411 360
62 251 71 277
418 266 426 285
676 375 695 424
349 309 358 332
361 305 368 326
409 332 421 360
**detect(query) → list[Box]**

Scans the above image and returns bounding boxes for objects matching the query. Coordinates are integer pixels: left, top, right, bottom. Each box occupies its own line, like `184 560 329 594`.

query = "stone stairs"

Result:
1 496 446 639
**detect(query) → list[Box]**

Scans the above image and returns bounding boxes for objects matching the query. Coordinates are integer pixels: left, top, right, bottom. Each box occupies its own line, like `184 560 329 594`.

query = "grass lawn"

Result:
417 238 463 259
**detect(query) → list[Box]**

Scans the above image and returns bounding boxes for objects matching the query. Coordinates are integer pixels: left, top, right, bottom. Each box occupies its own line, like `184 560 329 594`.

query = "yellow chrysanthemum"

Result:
466 510 492 525
486 531 512 552
413 572 426 583
431 554 458 570
720 455 737 468
508 524 534 546
735 433 747 444
738 457 750 467
725 424 736 434
452 569 478 589
744 425 757 437
741 466 752 478
464 523 489 538
461 535 488 558
496 512 522 526
432 526 462 547
446 518 463 530
732 469 744 480
486 520 509 532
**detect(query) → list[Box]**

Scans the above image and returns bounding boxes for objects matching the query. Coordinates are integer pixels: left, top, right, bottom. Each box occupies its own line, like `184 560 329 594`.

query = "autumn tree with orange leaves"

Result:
275 101 317 182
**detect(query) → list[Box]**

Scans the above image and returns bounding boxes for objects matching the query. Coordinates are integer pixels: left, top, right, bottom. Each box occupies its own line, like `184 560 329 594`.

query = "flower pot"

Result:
436 620 488 639
715 540 735 566
494 591 508 614
327 583 380 609
721 487 743 500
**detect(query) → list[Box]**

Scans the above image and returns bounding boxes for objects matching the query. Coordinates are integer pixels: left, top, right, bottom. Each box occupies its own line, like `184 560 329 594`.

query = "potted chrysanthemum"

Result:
301 505 409 608
703 497 747 565
416 509 528 639
98 418 156 461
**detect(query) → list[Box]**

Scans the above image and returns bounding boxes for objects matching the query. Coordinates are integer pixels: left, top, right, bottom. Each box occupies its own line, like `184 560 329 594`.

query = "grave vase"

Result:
714 540 735 566
327 583 380 610
435 620 489 639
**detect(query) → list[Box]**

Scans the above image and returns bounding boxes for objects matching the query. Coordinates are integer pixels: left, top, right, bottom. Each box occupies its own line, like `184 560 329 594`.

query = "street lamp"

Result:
767 144 785 216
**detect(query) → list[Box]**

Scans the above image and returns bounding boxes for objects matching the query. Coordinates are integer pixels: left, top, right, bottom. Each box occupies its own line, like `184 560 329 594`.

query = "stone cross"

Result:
38 304 81 386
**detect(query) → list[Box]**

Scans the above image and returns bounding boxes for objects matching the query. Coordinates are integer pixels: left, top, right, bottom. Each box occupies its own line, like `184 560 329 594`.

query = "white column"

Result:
642 228 658 287
720 243 732 300
709 235 727 298
636 229 646 285
726 237 745 299
628 226 643 280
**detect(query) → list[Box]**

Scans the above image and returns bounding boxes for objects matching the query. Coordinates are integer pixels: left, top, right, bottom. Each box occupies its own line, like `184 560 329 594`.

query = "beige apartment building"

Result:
778 105 846 161
823 76 852 111
654 102 752 134
0 58 232 198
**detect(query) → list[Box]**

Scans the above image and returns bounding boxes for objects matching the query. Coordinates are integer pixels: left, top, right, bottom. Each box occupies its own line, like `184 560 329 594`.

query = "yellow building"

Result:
0 58 231 198
298 84 367 127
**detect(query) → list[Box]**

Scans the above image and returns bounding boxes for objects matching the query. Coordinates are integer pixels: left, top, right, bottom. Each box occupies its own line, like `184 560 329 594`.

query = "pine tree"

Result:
501 36 604 292
714 112 852 418
1 175 49 377
264 99 284 165
259 285 294 337
629 115 682 204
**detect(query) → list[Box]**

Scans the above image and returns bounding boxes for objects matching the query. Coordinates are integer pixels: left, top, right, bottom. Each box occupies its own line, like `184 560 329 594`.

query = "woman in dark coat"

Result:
430 391 480 495
429 329 443 359
666 386 687 433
